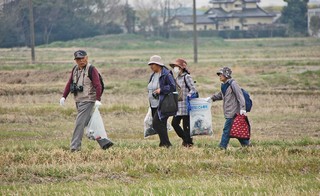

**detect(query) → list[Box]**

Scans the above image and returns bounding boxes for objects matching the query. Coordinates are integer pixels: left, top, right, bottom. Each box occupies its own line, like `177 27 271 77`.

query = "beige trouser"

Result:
70 101 94 150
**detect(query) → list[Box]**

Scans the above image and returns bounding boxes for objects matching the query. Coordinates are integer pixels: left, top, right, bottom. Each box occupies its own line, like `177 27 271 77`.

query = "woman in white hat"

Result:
147 55 176 147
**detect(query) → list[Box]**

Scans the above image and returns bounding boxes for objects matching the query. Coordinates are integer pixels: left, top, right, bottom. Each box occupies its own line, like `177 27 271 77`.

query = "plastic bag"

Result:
144 108 173 138
189 98 213 137
86 107 113 149
86 107 108 140
144 108 157 138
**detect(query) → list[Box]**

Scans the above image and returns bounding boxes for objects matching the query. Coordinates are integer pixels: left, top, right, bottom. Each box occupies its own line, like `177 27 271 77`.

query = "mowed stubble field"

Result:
0 35 319 195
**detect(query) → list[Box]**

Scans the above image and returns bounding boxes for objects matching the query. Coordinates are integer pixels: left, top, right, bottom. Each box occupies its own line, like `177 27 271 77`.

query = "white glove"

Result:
59 97 65 106
205 97 212 103
95 100 102 108
240 110 247 116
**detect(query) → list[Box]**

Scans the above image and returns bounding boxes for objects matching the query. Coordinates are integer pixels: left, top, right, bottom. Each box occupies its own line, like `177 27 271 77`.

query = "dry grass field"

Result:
0 35 319 195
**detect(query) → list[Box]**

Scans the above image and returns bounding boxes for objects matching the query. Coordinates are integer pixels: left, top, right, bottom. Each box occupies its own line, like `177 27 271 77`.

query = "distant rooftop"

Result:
209 0 260 3
174 15 214 24
205 7 275 18
308 8 320 12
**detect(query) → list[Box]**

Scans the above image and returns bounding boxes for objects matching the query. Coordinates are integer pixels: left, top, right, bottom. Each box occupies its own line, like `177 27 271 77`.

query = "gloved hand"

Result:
205 97 212 103
240 109 247 116
59 97 65 106
95 100 102 108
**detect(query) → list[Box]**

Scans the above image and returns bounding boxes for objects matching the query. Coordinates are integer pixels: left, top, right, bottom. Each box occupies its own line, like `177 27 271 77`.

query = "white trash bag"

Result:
189 98 213 137
144 108 173 138
144 108 157 138
86 107 113 150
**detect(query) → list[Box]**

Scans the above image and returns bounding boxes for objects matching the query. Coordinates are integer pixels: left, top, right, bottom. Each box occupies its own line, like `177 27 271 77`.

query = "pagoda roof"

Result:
205 7 275 18
209 0 260 3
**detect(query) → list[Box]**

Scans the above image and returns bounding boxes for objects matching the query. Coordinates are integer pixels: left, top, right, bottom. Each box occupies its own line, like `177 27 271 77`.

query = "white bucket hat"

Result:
148 55 165 67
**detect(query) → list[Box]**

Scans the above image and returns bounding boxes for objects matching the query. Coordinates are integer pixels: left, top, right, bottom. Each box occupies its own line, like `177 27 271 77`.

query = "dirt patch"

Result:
0 70 69 84
0 67 150 85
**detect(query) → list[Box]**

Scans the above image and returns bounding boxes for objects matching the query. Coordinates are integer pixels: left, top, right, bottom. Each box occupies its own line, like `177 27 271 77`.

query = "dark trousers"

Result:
171 115 193 145
151 108 172 147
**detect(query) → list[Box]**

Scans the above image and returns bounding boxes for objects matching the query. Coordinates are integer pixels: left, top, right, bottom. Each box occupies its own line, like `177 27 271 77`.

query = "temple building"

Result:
171 0 275 31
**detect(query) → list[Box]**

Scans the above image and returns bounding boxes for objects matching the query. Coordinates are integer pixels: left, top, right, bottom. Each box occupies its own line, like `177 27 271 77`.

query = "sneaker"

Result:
241 143 252 148
219 145 227 150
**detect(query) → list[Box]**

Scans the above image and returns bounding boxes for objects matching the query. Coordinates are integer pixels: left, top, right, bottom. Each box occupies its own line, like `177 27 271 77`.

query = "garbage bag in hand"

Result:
86 107 113 150
144 108 157 138
189 98 213 137
144 108 172 138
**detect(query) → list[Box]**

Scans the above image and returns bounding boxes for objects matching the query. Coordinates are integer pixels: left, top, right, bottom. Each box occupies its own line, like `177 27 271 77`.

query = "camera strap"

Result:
74 66 87 86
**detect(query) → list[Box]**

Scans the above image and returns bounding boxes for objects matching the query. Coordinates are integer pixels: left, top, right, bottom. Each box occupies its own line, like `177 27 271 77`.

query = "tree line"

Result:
0 0 314 48
0 0 134 47
0 0 187 48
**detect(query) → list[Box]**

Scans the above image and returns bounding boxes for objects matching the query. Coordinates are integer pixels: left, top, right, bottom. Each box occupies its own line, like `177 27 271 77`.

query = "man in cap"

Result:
206 67 250 149
60 50 112 152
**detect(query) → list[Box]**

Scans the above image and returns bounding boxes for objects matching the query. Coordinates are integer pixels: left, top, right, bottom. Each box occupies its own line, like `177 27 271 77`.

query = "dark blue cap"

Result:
74 50 87 59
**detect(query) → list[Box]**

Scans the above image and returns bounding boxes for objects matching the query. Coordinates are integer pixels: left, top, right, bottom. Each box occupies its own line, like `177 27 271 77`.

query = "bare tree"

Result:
90 0 125 26
133 0 158 35
134 0 185 37
310 15 320 37
33 0 65 44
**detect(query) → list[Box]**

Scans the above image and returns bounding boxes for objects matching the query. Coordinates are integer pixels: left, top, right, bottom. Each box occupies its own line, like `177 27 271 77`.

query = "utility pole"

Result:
192 0 198 63
28 0 35 63
167 0 170 38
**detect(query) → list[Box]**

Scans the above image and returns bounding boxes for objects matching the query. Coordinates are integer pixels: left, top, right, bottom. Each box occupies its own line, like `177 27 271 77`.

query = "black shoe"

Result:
103 141 114 150
70 149 80 153
97 138 114 150
159 143 172 148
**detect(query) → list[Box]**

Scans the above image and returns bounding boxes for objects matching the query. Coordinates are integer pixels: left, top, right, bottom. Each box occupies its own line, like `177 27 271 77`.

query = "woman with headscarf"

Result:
170 58 198 147
206 67 251 149
147 55 176 148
